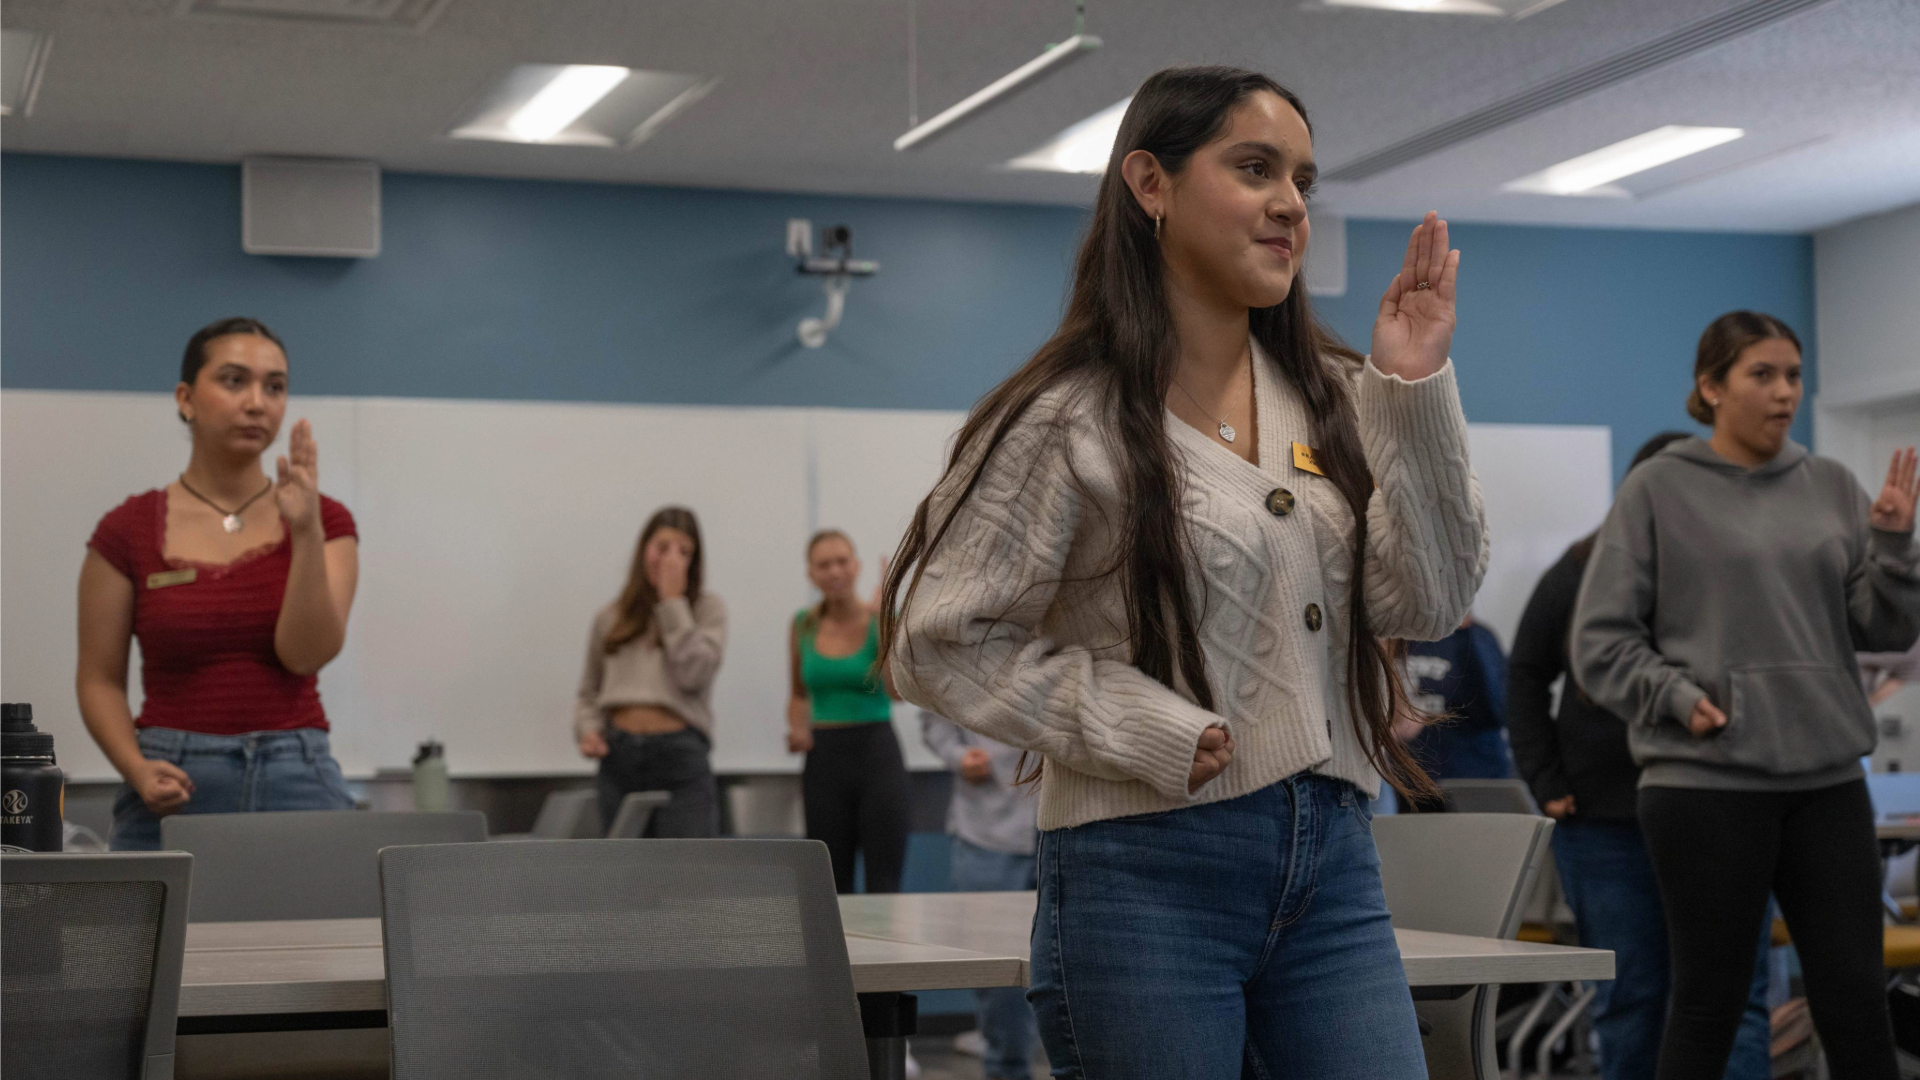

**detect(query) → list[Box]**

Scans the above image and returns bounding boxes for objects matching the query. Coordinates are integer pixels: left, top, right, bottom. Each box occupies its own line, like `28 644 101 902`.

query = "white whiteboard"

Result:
1 390 1606 781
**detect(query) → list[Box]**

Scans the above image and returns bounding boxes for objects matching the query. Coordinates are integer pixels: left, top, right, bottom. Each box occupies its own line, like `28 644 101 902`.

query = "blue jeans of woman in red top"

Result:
1028 772 1426 1080
109 727 354 851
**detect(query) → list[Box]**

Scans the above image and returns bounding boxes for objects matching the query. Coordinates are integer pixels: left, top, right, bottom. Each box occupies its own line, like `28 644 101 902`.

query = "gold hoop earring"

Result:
1154 213 1162 240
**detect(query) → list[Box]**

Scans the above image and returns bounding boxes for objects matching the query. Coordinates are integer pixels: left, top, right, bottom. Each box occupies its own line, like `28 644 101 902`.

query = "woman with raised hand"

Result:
788 531 908 894
576 507 726 838
1574 311 1917 1080
78 317 360 851
883 67 1486 1078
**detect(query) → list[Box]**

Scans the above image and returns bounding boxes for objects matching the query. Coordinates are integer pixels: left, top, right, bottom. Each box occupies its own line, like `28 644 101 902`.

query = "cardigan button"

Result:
1304 603 1323 632
1265 487 1296 516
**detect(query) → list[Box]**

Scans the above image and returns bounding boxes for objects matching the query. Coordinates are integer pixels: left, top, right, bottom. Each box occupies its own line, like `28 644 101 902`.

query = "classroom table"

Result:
838 891 1616 998
178 891 1612 1026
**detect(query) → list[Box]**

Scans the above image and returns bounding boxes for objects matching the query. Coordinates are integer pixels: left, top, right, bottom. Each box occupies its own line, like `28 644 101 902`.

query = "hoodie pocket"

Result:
1724 663 1875 773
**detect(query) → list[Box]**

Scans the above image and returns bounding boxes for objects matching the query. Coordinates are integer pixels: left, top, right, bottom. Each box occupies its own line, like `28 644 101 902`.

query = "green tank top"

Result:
796 610 893 724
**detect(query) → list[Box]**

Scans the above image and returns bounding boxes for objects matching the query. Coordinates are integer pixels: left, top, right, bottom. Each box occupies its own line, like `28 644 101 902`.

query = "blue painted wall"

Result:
2 153 1815 482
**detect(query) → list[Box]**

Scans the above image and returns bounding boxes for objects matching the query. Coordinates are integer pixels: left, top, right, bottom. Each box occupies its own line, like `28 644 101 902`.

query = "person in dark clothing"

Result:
1405 617 1512 781
1508 430 1770 1080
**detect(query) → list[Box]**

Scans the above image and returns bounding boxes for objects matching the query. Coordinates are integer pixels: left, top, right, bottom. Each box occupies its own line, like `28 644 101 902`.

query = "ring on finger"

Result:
1415 281 1431 290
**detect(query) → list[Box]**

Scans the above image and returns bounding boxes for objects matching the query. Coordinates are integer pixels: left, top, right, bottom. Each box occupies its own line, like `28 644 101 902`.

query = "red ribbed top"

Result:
88 489 357 736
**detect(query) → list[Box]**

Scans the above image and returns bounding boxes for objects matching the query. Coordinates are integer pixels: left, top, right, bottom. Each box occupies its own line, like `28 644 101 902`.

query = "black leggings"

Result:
803 723 910 894
1638 779 1897 1080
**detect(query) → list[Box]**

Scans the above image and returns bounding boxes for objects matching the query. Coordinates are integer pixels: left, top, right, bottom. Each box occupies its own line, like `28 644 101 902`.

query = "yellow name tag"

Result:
1292 442 1325 476
146 569 198 590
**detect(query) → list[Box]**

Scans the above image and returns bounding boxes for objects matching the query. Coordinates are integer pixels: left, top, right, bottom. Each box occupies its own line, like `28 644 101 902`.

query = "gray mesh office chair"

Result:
492 788 602 841
161 810 486 922
2 852 192 1080
605 790 672 839
378 838 869 1079
1374 812 1555 1080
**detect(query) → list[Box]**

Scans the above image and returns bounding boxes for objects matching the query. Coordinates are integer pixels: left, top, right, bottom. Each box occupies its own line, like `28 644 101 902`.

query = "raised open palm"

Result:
1871 446 1918 534
275 419 322 533
1371 212 1460 382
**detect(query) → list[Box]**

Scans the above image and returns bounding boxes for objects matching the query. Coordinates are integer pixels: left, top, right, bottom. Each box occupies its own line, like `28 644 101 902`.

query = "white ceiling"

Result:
2 0 1915 231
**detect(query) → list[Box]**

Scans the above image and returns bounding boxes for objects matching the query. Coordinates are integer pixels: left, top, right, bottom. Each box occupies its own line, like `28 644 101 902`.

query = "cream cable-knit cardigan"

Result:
892 340 1489 830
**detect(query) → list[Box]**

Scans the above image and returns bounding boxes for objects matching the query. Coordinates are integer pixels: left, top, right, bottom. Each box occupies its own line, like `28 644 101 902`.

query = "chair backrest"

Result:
2 852 192 1080
1438 778 1538 816
529 788 602 840
161 810 487 922
606 790 672 839
1374 813 1555 1080
1439 778 1563 926
1374 812 1553 938
379 839 868 1080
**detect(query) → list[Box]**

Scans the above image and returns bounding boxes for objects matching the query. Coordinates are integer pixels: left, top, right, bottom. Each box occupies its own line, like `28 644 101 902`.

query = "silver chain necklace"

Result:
1171 348 1251 444
178 475 274 534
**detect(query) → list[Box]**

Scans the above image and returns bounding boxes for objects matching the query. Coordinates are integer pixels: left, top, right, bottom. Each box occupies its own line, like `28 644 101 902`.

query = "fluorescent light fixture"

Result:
1 28 53 118
505 65 629 142
894 33 1101 152
1307 0 1572 16
1008 97 1130 174
1503 125 1745 197
449 65 717 148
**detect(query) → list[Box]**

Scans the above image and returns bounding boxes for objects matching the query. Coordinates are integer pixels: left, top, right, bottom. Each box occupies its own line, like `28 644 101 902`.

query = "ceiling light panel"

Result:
1502 125 1745 197
1305 0 1572 17
449 65 717 149
1007 98 1130 174
1 29 52 118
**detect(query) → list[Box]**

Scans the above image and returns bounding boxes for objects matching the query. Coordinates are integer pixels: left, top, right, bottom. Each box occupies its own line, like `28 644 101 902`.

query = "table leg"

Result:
859 991 917 1080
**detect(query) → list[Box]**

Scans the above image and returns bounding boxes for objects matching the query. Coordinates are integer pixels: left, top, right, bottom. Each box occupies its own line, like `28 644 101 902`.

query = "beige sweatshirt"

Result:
892 343 1488 830
575 594 727 741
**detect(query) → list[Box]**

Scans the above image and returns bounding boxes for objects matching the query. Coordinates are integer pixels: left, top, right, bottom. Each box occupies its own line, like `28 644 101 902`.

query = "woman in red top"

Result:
77 317 361 851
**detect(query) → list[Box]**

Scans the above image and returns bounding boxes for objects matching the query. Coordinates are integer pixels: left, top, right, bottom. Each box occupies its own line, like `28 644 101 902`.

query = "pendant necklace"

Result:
1172 348 1251 444
178 475 274 534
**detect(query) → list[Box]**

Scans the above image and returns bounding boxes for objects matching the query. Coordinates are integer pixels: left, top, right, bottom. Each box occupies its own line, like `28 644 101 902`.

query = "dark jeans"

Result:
951 838 1040 1080
802 723 909 893
595 728 717 838
110 727 354 851
1639 779 1898 1080
1552 819 1772 1080
1029 774 1423 1080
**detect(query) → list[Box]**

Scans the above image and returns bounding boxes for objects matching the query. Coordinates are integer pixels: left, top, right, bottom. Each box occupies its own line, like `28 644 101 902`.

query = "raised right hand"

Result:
578 731 610 759
1687 696 1728 739
131 759 194 816
1188 725 1235 793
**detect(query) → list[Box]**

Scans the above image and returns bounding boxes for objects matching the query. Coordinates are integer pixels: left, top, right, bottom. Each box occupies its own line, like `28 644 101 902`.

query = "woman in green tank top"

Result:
787 530 908 893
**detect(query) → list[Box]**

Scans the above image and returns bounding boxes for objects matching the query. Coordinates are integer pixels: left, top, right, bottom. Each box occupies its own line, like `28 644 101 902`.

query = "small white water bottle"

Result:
411 740 450 812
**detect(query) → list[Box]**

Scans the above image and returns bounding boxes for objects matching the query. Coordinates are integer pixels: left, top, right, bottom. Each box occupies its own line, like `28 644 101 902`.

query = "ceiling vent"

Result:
1322 0 1841 184
175 0 450 31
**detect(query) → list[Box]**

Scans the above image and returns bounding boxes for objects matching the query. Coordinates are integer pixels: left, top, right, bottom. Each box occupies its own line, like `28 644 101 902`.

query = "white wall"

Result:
2 389 1608 783
1815 202 1920 408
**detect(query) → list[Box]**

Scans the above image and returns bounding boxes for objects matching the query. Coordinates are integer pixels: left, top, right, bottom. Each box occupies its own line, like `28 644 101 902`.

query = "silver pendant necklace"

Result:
1172 348 1251 445
178 475 274 534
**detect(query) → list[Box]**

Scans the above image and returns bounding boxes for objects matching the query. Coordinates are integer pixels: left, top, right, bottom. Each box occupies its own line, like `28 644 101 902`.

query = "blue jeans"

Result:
1552 820 1772 1080
109 727 354 851
1030 773 1425 1080
952 837 1040 1080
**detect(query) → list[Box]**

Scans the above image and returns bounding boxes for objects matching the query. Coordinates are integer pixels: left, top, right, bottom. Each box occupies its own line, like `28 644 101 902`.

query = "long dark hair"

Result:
1686 310 1801 426
605 507 704 654
879 66 1435 801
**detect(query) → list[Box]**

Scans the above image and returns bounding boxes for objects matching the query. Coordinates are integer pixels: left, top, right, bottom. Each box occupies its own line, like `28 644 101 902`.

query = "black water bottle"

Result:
2 703 65 852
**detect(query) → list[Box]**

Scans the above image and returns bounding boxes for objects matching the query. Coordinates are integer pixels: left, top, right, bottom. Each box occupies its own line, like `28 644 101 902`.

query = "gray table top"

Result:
179 890 1612 1018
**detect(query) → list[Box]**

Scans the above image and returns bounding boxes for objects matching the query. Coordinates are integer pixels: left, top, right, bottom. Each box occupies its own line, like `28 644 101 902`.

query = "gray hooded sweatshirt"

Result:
1571 437 1920 792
